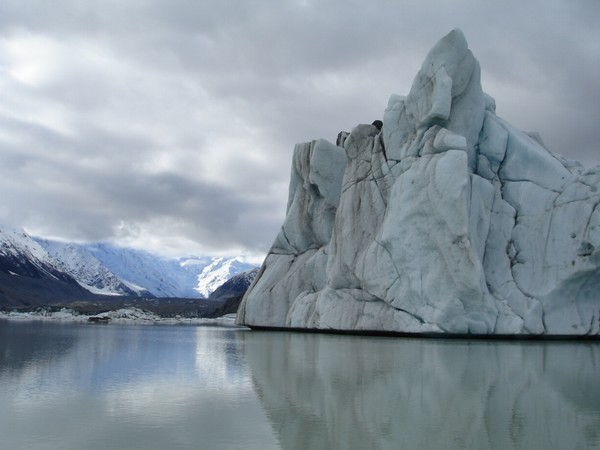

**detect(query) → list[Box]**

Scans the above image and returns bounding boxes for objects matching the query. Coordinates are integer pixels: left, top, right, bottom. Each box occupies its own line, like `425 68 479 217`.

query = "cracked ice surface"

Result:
237 29 600 336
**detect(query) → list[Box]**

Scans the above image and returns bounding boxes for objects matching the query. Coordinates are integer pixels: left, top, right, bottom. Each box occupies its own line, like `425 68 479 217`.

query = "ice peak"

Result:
238 30 600 337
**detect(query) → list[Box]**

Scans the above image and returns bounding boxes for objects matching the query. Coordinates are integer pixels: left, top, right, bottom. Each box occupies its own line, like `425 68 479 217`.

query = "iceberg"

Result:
237 29 600 336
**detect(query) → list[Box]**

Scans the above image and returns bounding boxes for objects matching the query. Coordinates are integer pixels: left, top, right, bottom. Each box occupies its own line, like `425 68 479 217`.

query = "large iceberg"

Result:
237 29 600 336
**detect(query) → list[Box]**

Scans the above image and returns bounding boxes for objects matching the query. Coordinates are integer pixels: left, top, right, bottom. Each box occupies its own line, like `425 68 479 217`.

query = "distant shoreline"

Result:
0 294 244 320
0 307 246 327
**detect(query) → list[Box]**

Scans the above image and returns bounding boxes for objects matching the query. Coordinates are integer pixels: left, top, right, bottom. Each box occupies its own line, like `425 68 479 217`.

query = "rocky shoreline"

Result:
0 306 244 327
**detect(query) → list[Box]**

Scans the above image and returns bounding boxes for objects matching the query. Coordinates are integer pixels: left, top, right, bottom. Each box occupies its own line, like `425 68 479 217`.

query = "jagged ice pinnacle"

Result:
237 29 600 336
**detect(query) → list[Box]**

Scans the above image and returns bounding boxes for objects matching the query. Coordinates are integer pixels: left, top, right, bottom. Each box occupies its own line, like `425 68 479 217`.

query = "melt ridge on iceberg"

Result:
237 29 600 337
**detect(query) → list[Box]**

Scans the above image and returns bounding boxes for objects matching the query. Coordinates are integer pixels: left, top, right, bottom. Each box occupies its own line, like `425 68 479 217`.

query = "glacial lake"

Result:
1 320 599 450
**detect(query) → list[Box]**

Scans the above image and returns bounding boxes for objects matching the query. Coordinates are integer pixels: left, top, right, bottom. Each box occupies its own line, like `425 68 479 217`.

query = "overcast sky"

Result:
0 0 598 260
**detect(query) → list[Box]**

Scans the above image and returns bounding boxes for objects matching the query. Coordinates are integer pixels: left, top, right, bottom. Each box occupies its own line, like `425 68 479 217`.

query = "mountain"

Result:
81 242 207 298
196 257 256 298
34 239 258 299
206 268 260 316
209 267 259 303
35 239 152 297
1 224 259 306
238 29 600 337
0 226 96 306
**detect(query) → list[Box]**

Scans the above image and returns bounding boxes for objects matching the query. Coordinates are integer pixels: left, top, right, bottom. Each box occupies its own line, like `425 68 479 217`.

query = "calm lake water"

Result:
0 320 599 450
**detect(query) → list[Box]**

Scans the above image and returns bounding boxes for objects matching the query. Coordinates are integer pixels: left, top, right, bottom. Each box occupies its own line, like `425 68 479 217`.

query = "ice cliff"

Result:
237 29 600 336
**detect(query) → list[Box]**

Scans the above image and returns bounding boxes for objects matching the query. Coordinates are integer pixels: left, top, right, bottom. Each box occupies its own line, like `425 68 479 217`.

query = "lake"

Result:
0 319 599 449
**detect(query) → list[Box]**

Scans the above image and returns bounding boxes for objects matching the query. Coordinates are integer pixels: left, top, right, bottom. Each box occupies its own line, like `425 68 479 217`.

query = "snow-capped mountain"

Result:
1 224 259 304
208 268 259 302
1 227 69 280
35 239 152 297
83 243 211 298
77 243 259 299
203 268 260 315
196 257 257 298
0 226 95 306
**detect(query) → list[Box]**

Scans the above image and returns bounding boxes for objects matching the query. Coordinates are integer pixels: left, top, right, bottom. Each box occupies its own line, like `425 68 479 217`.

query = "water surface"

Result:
0 320 598 449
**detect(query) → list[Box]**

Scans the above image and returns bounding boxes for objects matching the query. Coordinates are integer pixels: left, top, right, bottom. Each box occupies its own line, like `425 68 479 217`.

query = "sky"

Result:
0 0 598 260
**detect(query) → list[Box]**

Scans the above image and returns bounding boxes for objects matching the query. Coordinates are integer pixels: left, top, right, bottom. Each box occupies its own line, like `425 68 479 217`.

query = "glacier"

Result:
237 29 600 336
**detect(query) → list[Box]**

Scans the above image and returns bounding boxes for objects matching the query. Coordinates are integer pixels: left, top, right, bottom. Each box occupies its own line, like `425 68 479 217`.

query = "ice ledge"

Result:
245 325 600 340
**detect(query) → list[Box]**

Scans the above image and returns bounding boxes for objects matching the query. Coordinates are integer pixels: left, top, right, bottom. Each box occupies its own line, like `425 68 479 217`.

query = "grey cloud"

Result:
1 112 282 253
0 0 598 256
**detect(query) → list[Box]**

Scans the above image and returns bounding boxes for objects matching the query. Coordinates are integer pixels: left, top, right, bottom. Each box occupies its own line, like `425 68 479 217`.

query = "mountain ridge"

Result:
0 224 259 307
0 227 97 306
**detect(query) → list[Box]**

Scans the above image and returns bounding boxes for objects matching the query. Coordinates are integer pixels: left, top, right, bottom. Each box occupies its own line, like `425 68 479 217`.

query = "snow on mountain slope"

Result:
196 257 256 298
84 243 211 298
208 268 259 302
0 225 96 306
35 239 151 297
0 226 67 279
85 245 258 299
1 224 259 300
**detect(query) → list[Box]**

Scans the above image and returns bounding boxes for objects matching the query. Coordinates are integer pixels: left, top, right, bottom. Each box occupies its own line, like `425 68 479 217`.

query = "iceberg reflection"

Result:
242 332 600 450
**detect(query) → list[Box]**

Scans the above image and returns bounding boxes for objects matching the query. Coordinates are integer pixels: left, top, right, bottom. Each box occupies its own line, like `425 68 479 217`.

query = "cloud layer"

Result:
0 0 598 257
